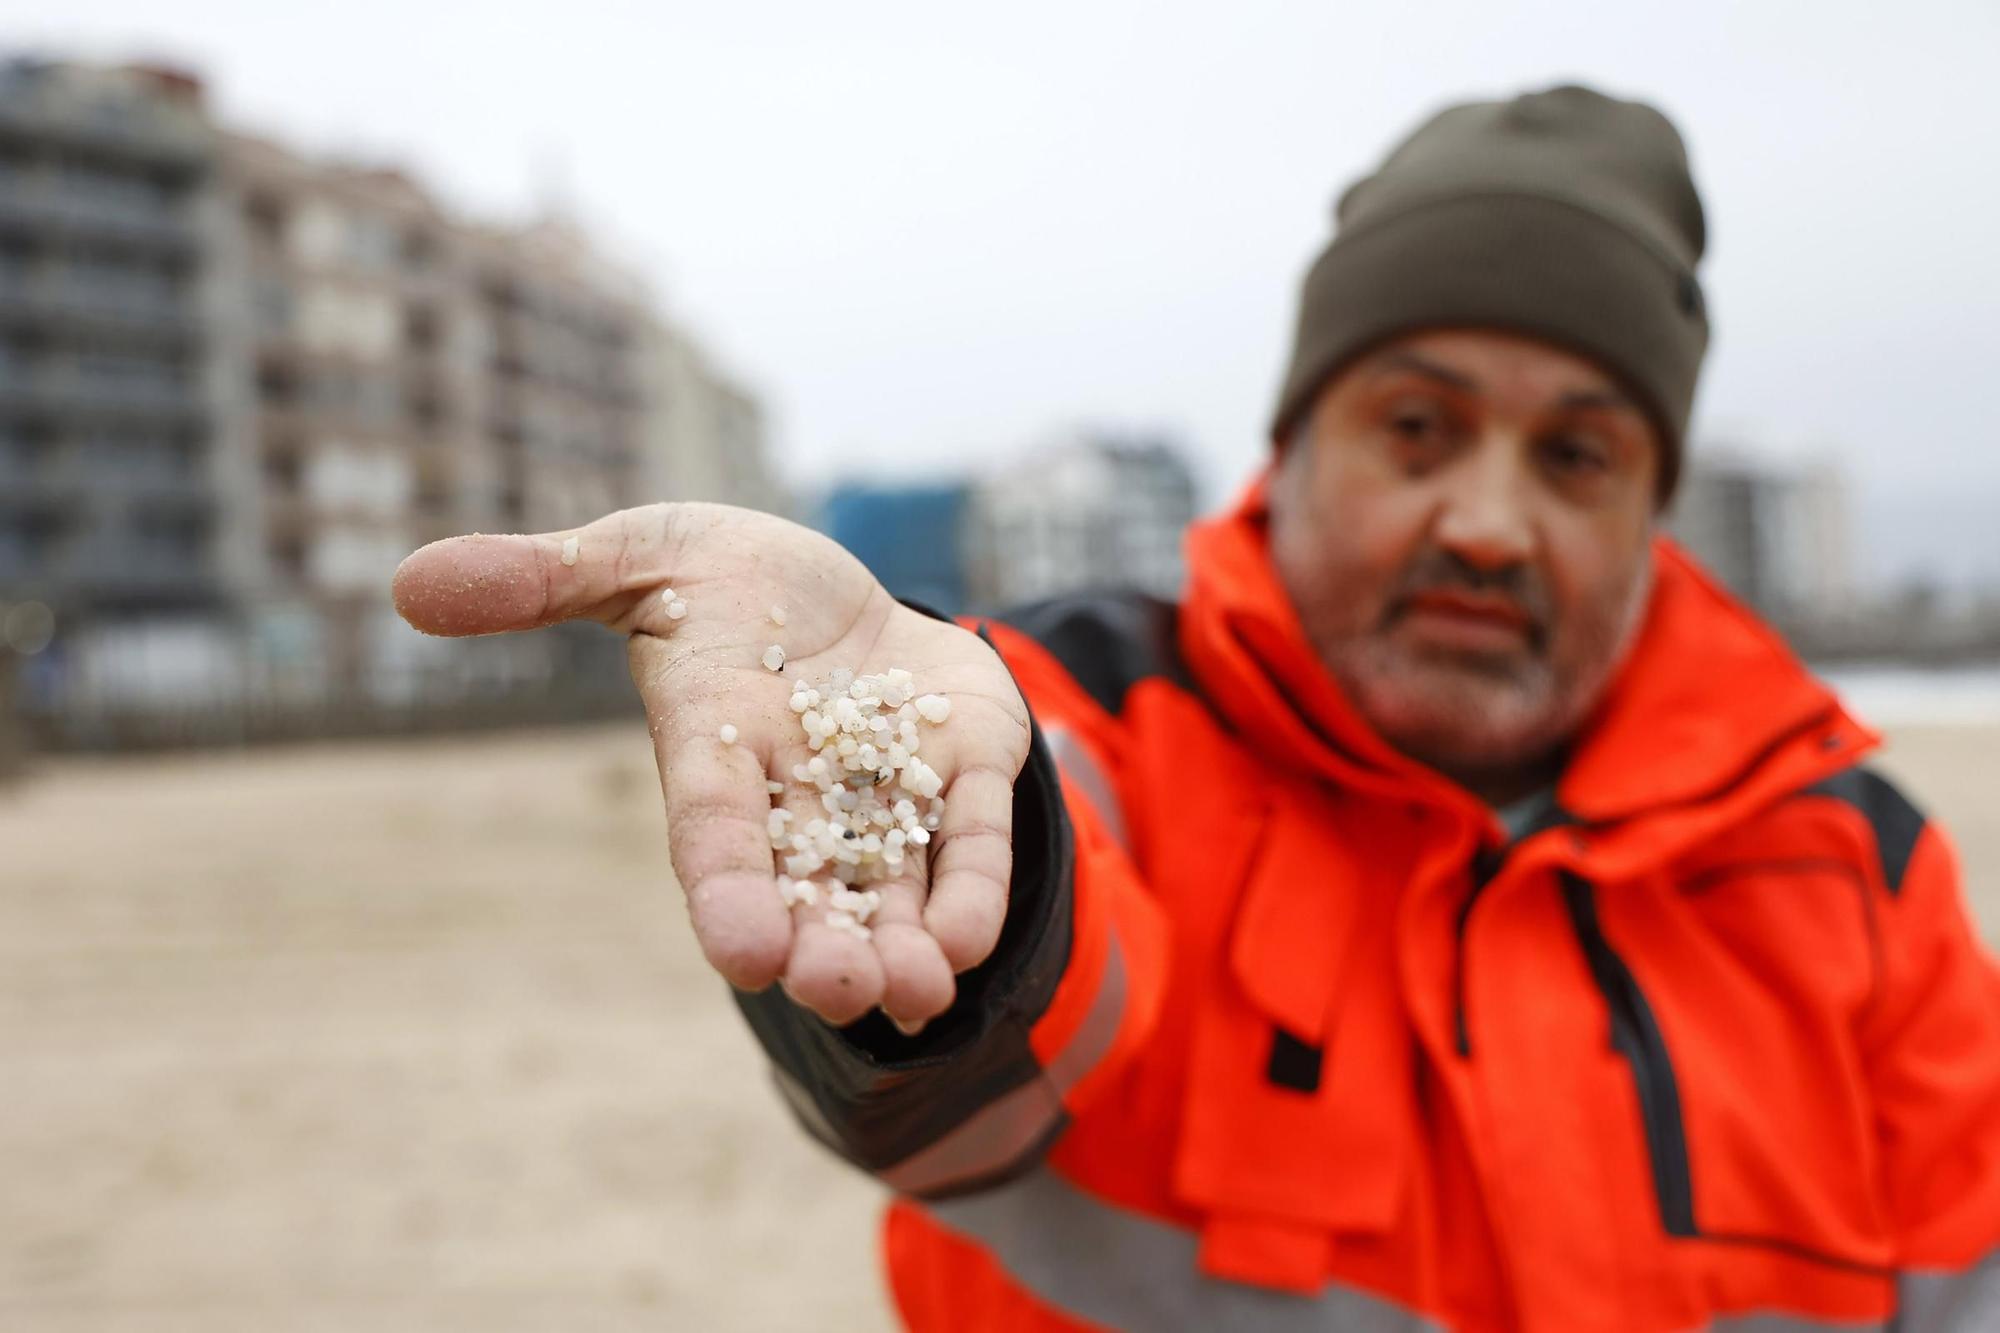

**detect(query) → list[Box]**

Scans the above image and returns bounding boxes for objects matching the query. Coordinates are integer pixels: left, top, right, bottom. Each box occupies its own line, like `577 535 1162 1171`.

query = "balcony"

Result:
103 468 218 514
0 96 212 169
47 548 219 606
0 370 208 425
0 179 201 254
0 272 202 342
0 454 215 513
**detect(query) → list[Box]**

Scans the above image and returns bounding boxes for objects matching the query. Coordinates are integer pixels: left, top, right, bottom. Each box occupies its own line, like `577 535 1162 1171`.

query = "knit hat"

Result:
1272 84 1709 501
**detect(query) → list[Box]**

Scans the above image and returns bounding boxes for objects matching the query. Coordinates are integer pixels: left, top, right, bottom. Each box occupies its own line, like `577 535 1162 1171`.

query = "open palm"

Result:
392 502 1032 1032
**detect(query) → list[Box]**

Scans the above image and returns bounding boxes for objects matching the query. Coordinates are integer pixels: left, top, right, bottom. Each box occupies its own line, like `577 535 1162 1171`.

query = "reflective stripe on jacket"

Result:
738 481 2000 1332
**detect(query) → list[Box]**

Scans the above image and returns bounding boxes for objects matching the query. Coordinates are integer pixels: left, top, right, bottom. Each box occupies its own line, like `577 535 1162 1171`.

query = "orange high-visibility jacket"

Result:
736 484 2000 1332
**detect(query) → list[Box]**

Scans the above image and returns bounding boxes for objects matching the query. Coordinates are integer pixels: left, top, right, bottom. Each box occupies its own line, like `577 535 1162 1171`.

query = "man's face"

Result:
1267 328 1660 789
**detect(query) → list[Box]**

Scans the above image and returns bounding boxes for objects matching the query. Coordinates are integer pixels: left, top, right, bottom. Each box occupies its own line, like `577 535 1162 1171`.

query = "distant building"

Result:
818 483 970 614
0 59 222 619
965 431 1197 610
219 139 657 693
639 319 784 516
1670 448 1854 621
0 56 782 736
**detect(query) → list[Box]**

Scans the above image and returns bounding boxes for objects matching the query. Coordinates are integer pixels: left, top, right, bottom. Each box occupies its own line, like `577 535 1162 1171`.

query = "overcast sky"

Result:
17 1 2000 590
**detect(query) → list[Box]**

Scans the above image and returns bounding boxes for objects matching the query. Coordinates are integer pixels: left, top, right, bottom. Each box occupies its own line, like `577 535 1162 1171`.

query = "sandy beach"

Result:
2 719 1994 1332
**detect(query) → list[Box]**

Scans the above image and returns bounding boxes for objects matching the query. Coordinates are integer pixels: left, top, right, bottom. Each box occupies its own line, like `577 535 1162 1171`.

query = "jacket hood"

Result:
1177 475 1876 870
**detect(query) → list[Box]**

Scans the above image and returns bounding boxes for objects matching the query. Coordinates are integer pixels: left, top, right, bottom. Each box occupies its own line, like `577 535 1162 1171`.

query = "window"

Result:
346 214 400 269
253 278 292 335
245 192 286 247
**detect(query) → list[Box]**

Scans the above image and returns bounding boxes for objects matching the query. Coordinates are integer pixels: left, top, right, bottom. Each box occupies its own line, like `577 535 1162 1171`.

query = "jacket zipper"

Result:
1557 871 1696 1235
1452 845 1506 1058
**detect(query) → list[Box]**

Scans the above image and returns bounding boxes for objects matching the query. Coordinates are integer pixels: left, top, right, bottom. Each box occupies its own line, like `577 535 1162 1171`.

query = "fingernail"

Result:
892 1016 927 1037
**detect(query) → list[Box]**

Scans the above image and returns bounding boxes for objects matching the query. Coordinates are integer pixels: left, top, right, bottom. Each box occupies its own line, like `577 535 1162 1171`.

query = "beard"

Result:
1316 551 1654 785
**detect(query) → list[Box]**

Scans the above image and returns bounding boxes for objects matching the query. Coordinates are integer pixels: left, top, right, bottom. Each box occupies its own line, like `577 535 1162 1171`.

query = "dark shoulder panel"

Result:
997 590 1193 716
1801 766 1927 896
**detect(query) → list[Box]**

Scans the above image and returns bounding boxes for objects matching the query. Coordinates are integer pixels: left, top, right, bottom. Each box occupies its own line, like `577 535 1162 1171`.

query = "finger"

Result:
921 762 1014 973
837 844 954 1030
769 754 941 1026
766 736 953 1029
781 913 886 1026
655 719 793 991
872 920 955 1031
392 507 673 637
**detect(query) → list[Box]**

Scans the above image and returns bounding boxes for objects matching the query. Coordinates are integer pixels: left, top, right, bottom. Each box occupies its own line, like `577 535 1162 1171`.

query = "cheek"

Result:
1544 517 1652 639
1293 465 1430 608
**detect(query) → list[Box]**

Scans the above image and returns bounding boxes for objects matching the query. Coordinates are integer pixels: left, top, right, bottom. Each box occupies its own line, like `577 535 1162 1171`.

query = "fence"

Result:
13 618 642 753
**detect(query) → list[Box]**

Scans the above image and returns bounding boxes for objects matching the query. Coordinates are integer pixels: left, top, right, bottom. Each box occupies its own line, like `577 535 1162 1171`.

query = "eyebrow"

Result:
1370 350 1644 415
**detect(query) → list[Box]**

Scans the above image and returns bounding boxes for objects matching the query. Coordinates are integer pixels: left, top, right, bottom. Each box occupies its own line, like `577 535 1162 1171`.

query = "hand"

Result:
391 502 1032 1033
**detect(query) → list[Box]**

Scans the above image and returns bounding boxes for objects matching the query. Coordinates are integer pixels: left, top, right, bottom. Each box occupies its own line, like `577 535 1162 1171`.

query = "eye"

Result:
1383 400 1456 469
1389 406 1444 443
1541 433 1610 476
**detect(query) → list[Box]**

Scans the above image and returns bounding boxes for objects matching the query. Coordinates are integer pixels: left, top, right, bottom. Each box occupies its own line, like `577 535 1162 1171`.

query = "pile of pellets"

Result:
548 538 953 946
716 604 951 942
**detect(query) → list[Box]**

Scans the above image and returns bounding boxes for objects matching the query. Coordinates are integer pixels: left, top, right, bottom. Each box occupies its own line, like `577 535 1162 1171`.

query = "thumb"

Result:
392 509 662 637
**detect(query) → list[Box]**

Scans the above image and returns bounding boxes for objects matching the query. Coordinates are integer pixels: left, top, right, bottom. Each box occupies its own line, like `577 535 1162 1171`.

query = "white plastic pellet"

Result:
666 599 688 620
768 780 787 795
826 910 872 941
719 724 739 745
759 659 957 936
770 605 788 626
560 536 579 566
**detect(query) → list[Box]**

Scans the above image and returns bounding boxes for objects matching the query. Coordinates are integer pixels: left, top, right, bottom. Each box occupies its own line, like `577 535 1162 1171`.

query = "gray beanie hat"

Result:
1272 84 1710 500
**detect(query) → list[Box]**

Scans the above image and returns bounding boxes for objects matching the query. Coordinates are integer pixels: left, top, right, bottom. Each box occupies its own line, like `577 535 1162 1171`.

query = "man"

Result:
393 85 2000 1330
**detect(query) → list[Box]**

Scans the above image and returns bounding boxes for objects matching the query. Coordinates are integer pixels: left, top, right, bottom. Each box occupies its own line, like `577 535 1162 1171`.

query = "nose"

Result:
1430 431 1536 572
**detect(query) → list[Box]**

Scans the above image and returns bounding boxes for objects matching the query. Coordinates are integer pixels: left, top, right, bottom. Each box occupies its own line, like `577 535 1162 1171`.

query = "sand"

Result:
1 721 1993 1332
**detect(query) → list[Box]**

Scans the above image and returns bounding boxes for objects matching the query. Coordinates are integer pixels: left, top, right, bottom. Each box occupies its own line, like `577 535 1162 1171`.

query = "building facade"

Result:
0 59 222 619
964 431 1198 611
1670 448 1854 622
0 57 781 738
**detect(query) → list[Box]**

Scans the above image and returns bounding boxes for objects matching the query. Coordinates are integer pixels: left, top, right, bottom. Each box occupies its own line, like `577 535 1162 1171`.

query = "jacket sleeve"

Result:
731 600 1172 1199
1845 777 2000 1329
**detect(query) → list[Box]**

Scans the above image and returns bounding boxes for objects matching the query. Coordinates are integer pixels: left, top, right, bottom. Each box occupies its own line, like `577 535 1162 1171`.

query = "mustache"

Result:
1382 550 1553 645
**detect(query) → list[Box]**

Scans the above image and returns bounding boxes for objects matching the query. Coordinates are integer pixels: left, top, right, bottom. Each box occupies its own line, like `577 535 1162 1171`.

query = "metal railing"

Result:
0 182 201 251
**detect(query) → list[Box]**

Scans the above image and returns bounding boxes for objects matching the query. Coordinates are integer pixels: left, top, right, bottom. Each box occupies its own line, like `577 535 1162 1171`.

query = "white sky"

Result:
16 0 2000 590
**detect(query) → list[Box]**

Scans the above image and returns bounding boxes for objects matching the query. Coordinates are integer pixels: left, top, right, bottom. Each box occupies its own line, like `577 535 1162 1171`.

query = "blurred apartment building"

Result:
1669 448 1854 622
964 431 1196 609
0 57 781 740
0 60 215 619
819 431 1198 617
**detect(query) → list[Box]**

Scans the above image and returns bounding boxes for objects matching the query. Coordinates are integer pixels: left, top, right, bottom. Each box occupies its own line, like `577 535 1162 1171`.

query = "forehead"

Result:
1332 327 1635 411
